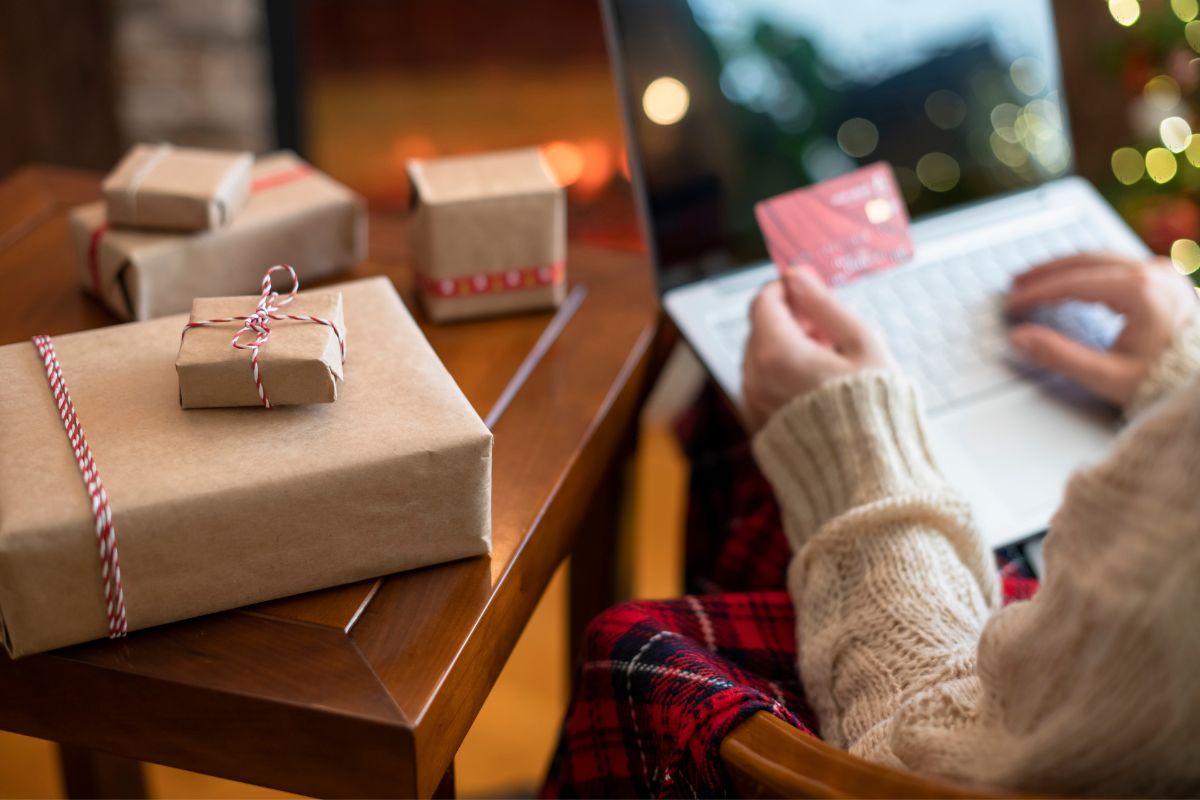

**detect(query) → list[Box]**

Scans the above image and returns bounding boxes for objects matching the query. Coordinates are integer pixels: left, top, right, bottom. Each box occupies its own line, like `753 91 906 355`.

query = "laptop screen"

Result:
606 0 1071 290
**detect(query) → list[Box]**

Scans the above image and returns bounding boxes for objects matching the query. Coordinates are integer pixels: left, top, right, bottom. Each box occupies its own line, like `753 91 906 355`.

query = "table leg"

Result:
567 316 672 672
568 428 635 671
431 760 456 799
58 744 147 799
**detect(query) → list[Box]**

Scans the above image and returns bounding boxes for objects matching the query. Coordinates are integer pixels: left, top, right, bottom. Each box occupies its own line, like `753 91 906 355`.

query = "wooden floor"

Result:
0 347 702 799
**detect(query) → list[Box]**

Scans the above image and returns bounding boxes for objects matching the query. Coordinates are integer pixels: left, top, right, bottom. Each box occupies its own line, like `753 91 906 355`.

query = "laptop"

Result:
602 0 1148 549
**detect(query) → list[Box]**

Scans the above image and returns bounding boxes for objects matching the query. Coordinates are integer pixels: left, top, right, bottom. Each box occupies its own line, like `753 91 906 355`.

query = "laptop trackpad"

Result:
927 384 1118 548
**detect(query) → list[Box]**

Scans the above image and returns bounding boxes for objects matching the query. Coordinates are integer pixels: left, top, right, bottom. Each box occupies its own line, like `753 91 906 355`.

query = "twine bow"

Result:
182 265 346 408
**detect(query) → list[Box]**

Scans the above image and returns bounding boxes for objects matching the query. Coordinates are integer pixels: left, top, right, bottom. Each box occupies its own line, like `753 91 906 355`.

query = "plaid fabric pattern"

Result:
677 385 790 595
541 592 815 798
541 385 1040 798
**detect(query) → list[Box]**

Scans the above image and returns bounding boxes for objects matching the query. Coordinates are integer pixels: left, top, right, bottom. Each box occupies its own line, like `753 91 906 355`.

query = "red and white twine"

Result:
181 265 346 408
31 334 128 639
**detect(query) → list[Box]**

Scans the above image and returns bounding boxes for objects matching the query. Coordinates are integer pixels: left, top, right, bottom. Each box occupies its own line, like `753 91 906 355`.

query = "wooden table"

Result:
0 166 662 798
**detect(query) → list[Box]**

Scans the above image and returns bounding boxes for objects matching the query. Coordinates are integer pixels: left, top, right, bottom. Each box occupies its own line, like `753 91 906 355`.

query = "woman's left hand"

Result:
742 267 892 430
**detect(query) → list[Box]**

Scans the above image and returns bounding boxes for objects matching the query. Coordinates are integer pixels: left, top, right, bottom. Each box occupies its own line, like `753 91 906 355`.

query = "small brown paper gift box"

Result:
177 289 346 409
70 151 367 322
408 147 567 323
0 277 491 658
102 143 254 232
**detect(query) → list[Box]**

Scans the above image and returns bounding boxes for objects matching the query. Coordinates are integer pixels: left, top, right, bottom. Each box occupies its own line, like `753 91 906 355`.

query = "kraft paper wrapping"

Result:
408 148 566 323
0 277 492 658
177 292 346 409
103 144 253 231
71 152 367 322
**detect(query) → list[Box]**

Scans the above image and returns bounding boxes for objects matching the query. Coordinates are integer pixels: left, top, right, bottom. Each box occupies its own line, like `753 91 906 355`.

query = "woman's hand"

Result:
742 266 891 430
1006 252 1198 408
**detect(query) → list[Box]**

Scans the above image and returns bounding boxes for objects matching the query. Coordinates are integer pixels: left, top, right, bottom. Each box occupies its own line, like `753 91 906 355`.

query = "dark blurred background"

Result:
0 0 1196 260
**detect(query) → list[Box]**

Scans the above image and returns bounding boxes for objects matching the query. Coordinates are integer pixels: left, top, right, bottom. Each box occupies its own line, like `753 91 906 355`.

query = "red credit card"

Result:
754 162 913 287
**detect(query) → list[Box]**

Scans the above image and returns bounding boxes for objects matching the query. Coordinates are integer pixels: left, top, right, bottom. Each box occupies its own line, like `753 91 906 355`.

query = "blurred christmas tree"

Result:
1102 0 1200 282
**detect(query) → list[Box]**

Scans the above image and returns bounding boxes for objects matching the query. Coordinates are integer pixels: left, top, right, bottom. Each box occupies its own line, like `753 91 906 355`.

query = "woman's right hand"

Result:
1006 252 1198 408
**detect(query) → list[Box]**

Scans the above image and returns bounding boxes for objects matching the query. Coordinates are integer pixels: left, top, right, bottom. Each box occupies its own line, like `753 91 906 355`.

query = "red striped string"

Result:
181 265 346 409
88 163 317 295
31 334 128 639
420 260 565 300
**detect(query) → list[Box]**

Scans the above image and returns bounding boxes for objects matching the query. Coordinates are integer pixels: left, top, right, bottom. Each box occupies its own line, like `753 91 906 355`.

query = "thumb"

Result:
1009 324 1136 405
781 267 871 353
749 280 813 348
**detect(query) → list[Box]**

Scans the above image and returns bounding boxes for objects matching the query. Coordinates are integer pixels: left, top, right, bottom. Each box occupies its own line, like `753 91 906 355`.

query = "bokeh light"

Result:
1111 147 1146 184
642 77 690 126
991 131 1029 167
1145 147 1179 183
1186 134 1200 167
924 90 967 129
1161 116 1193 152
1010 57 1047 96
1108 0 1141 26
991 103 1021 143
1144 75 1181 110
1187 20 1200 52
541 140 584 187
836 117 879 157
916 152 961 192
1170 238 1200 274
574 138 614 197
1172 0 1199 22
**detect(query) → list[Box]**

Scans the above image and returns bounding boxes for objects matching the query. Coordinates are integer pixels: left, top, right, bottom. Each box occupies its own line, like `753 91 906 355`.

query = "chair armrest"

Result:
719 711 1027 799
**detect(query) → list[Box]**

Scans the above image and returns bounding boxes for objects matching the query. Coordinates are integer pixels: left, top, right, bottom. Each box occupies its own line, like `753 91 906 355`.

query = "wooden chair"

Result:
720 711 1024 799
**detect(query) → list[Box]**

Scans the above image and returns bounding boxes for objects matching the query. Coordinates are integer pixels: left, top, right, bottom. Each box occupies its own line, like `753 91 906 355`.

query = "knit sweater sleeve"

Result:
752 370 999 766
753 369 1200 795
1126 309 1200 417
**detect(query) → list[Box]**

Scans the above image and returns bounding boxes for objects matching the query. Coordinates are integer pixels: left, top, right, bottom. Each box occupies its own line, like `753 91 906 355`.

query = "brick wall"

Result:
113 0 273 152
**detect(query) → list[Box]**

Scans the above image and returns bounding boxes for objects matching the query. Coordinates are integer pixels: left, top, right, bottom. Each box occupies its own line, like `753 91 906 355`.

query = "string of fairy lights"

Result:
1106 0 1200 277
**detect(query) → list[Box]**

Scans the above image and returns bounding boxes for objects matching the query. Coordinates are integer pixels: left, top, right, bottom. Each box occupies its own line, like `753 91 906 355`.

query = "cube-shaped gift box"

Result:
103 143 253 231
408 148 566 323
0 277 491 658
177 278 346 409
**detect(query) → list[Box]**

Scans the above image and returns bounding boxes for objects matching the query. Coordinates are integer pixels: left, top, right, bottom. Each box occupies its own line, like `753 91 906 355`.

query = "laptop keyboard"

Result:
710 218 1126 413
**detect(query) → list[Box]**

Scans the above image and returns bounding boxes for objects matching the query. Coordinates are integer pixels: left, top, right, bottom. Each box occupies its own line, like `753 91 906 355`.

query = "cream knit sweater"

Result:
752 314 1200 796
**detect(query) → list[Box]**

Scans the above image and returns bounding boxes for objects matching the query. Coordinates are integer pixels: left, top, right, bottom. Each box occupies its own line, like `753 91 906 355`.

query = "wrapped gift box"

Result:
177 289 346 409
102 144 253 231
0 277 491 658
408 148 566 323
70 152 367 322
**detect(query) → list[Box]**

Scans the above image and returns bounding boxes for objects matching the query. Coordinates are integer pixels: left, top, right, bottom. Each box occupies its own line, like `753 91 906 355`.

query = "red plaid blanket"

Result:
542 386 1039 798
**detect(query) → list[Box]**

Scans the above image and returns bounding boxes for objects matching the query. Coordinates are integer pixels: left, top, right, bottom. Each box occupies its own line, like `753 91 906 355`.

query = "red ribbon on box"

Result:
30 334 128 639
87 164 317 297
420 261 565 299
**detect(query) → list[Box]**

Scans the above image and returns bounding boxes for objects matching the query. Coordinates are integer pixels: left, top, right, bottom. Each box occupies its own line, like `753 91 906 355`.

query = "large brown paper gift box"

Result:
178 292 346 408
70 151 367 322
102 143 253 232
0 277 492 658
408 148 567 323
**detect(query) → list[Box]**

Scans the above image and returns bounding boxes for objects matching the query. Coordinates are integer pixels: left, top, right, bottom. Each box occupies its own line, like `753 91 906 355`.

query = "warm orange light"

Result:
390 133 437 170
618 146 631 182
574 138 615 197
541 140 585 187
642 77 690 125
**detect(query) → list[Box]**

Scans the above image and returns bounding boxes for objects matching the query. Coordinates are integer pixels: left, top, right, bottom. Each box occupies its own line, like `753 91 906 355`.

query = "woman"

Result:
544 253 1200 797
